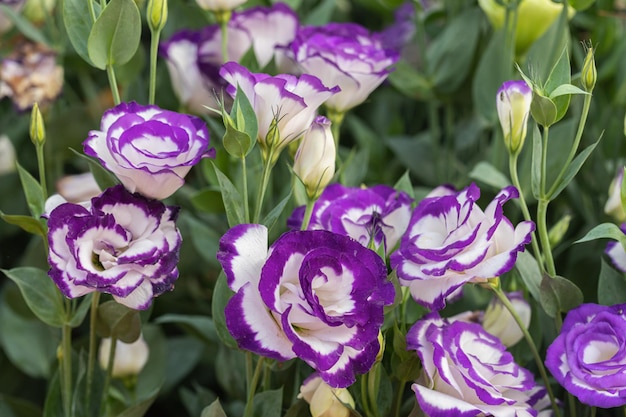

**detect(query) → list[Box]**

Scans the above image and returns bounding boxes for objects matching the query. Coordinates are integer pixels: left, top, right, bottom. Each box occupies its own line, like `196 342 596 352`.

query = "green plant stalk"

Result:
367 364 381 417
392 379 406 417
253 150 276 223
300 198 315 231
243 356 265 417
360 374 373 417
61 322 73 417
88 0 97 23
241 155 250 223
538 125 557 276
509 152 545 272
220 19 229 63
491 285 561 417
101 336 118 417
327 107 344 149
546 93 593 199
503 0 519 77
148 29 161 105
106 65 121 105
85 292 101 412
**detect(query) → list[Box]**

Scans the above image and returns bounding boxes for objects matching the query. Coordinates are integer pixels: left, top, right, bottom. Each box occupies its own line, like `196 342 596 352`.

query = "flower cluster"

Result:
217 224 394 387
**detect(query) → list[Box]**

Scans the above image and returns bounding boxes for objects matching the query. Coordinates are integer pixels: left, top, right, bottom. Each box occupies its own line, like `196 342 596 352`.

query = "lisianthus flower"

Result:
605 224 626 272
220 62 339 158
289 22 399 113
298 373 355 417
160 3 298 114
293 116 335 199
84 101 215 200
99 333 149 378
545 303 626 407
217 224 394 387
47 185 181 310
390 183 534 310
497 80 532 154
408 314 550 416
288 184 413 255
194 0 246 12
604 168 626 223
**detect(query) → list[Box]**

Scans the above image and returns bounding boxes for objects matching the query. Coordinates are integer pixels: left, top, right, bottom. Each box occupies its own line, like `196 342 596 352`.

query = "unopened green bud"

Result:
548 214 572 248
581 46 597 92
147 0 168 32
29 103 46 146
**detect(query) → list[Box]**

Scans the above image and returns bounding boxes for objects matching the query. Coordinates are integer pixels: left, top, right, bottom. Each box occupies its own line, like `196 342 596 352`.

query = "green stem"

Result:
568 393 578 417
546 94 593 199
101 336 117 417
106 65 121 105
537 199 556 276
360 374 373 417
61 324 73 417
220 18 229 63
241 155 250 223
148 29 161 105
253 153 275 223
509 152 545 272
367 364 381 417
36 145 48 201
300 199 315 231
85 292 101 412
392 380 406 417
540 125 550 198
491 285 561 417
327 108 344 150
243 356 265 417
87 0 97 23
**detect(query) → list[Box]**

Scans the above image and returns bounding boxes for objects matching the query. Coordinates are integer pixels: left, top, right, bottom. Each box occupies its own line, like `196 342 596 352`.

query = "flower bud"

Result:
147 0 168 33
0 135 16 175
581 46 597 93
29 102 46 146
194 0 246 12
605 168 626 223
496 80 532 154
293 116 336 199
482 291 531 347
298 374 355 417
99 334 149 378
548 214 572 248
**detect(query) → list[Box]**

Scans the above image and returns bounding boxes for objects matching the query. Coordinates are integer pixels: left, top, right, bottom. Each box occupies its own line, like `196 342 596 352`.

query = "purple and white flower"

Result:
288 183 413 255
217 224 394 387
289 22 399 113
604 168 626 223
47 185 181 310
293 116 335 199
220 62 339 156
84 102 214 200
408 314 550 417
298 373 355 417
390 183 534 310
545 303 626 408
160 3 299 114
605 224 626 272
497 80 533 154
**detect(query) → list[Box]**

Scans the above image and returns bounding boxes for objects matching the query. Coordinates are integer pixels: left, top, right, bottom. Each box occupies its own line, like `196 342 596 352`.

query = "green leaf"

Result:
0 212 46 236
43 371 64 417
190 189 226 214
67 293 94 328
468 161 510 191
530 123 542 199
530 93 558 128
181 213 221 267
514 251 542 302
393 171 415 201
303 0 335 25
252 388 282 417
69 148 118 190
548 134 602 199
212 162 245 227
575 222 626 248
63 0 101 65
545 47 572 94
261 190 292 232
598 258 626 306
387 59 433 100
16 163 44 218
539 274 583 318
472 30 510 123
568 0 595 11
0 4 50 46
1 267 65 328
523 9 569 82
113 389 158 417
222 122 252 159
155 314 219 346
549 83 590 99
211 272 237 349
0 396 42 417
232 84 258 151
87 0 141 69
340 147 369 187
201 399 228 417
95 300 141 343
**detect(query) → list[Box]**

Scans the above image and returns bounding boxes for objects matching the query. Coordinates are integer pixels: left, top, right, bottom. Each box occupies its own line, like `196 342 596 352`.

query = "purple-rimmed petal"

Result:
217 223 268 292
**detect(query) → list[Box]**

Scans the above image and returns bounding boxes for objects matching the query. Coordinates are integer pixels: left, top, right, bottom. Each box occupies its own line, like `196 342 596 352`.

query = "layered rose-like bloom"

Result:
84 102 214 200
605 224 626 273
293 116 335 199
298 373 355 417
47 185 181 310
390 184 534 310
288 184 413 255
604 168 626 223
408 314 550 416
0 41 63 111
99 333 149 378
545 303 626 407
160 3 298 114
217 224 394 387
220 62 339 157
497 80 532 154
289 23 399 113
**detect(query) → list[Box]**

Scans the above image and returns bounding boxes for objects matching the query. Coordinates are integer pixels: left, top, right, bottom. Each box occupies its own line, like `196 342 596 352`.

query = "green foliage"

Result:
95 300 142 343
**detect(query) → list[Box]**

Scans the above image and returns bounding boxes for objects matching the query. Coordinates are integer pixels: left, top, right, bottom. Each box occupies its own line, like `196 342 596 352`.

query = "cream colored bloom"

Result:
299 374 355 417
293 116 336 199
99 334 149 378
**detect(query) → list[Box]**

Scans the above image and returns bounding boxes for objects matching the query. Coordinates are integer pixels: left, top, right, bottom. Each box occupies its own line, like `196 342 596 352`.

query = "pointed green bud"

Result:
147 0 168 32
497 80 532 154
581 45 597 93
29 103 46 146
548 214 572 249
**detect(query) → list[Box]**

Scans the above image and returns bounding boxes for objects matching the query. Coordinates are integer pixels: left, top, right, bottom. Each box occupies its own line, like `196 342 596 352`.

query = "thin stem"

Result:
106 65 121 105
243 356 266 417
509 152 545 272
220 18 229 63
546 94 593 199
36 145 48 201
300 199 315 231
392 380 406 417
87 0 97 23
491 285 561 417
101 336 117 417
360 374 373 417
61 324 73 417
241 155 250 223
85 292 101 412
540 125 550 198
253 153 275 224
568 393 578 417
537 199 556 276
367 364 381 417
148 29 161 105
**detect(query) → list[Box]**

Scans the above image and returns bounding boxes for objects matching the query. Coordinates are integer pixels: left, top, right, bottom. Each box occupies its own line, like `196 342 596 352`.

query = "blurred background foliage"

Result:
1 0 626 416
